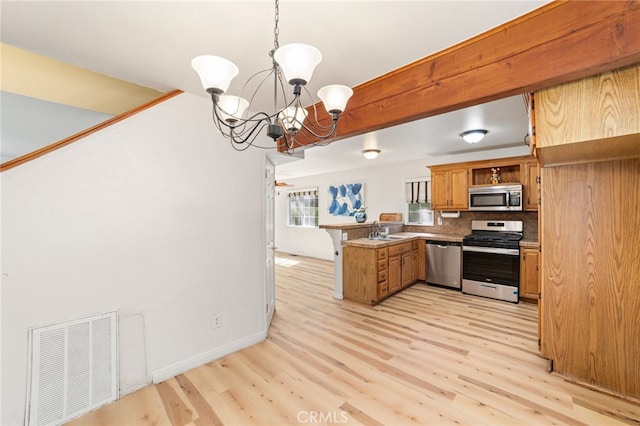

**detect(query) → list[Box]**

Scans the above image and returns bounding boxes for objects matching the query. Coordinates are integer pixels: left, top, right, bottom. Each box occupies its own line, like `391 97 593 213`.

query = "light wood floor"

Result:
70 253 640 425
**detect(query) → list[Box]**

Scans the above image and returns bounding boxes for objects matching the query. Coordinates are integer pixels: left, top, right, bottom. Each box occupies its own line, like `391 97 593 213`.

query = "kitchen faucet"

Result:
370 221 380 238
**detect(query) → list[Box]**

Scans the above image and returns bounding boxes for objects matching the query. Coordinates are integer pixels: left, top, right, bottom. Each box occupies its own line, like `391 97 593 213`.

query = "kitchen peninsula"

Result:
342 232 464 304
320 221 403 300
321 217 468 304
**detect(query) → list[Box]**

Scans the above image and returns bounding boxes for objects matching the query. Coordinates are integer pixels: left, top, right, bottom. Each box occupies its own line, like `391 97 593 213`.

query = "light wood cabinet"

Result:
388 255 401 294
519 248 539 300
343 239 418 305
523 160 540 211
417 240 426 281
411 241 420 283
377 250 389 300
536 63 640 166
430 156 540 211
343 246 388 305
401 252 413 288
431 168 468 210
541 158 640 399
388 241 414 293
536 64 640 399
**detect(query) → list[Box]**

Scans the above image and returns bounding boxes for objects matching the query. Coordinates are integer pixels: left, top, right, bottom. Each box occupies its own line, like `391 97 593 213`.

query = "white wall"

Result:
275 146 529 260
1 93 267 425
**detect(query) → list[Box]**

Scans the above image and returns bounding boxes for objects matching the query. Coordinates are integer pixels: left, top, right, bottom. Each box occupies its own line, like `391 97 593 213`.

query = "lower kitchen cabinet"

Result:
417 240 426 281
388 255 401 293
401 252 413 288
388 241 415 292
343 246 389 304
343 239 419 305
520 248 540 301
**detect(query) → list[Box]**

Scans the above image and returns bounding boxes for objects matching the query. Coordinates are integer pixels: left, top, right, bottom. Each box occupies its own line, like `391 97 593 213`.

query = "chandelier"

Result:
191 0 353 153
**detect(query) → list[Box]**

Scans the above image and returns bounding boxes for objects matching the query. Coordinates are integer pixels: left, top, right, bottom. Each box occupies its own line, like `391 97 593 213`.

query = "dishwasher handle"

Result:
426 240 461 248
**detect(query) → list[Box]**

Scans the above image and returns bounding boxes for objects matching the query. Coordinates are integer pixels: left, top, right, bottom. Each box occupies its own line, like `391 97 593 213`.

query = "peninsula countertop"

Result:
319 221 403 231
341 231 465 248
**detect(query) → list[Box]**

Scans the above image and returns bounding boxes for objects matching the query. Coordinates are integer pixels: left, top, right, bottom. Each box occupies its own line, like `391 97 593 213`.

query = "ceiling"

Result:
1 1 548 176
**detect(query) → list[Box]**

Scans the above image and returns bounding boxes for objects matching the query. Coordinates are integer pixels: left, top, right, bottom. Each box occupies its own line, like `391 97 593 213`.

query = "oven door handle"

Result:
462 246 519 256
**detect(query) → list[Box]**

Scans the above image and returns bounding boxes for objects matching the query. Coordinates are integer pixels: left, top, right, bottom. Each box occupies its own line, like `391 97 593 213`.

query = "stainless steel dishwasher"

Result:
425 240 462 289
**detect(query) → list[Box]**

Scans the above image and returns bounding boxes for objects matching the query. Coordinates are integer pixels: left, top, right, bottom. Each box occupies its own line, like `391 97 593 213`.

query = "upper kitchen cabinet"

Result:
430 155 539 211
523 160 540 211
430 167 468 210
536 63 640 166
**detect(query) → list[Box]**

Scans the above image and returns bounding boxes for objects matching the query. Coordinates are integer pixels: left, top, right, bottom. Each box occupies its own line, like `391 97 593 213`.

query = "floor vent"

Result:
26 311 118 426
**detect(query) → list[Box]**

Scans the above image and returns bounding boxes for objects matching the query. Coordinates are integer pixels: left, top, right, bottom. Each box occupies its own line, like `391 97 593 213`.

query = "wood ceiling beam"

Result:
281 1 640 152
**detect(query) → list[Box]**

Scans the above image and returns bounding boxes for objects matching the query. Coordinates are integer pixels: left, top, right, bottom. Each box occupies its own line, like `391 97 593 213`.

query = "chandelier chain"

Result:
273 0 280 50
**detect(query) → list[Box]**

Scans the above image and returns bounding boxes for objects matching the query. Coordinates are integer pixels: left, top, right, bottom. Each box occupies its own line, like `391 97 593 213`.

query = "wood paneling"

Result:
536 64 640 147
541 158 640 399
69 253 640 425
536 63 640 166
537 134 640 167
282 1 640 150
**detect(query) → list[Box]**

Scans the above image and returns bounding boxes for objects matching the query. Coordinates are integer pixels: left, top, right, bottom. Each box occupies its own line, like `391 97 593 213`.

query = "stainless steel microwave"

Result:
468 184 523 211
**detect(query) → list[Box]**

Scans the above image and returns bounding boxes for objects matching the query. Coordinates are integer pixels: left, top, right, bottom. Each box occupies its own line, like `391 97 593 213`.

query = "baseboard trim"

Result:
151 329 267 384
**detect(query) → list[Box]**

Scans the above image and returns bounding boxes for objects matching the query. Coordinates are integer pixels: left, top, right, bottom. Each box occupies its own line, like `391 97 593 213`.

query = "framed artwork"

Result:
328 183 363 216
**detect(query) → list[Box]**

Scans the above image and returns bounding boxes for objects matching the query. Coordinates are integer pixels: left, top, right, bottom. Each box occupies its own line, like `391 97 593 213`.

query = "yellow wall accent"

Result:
1 43 164 115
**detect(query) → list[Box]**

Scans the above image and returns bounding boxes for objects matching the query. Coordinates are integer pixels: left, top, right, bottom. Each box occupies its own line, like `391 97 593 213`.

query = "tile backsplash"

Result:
404 211 538 240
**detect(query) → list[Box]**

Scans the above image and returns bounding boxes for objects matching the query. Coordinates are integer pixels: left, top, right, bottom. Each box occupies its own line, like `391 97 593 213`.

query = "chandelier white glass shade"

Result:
273 43 322 86
191 1 353 153
318 85 354 114
461 129 488 144
279 106 308 132
191 56 239 95
217 96 249 123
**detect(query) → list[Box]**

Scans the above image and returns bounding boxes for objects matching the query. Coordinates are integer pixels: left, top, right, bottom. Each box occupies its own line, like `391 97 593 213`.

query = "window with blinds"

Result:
405 178 434 226
288 188 319 228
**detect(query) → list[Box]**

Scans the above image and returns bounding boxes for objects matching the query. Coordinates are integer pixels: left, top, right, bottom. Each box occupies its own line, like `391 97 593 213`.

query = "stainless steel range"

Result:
462 220 523 303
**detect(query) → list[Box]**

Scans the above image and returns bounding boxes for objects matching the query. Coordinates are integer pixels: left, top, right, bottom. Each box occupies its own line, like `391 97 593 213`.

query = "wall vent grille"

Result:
26 311 118 426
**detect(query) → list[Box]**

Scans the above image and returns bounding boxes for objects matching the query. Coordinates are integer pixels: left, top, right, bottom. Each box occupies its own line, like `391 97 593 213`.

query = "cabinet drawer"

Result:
377 259 387 271
378 270 388 283
377 280 388 298
388 242 412 256
412 241 419 250
377 248 388 260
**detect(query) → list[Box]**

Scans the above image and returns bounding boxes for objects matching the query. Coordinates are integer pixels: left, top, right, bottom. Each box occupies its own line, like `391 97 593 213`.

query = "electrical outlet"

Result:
212 313 222 329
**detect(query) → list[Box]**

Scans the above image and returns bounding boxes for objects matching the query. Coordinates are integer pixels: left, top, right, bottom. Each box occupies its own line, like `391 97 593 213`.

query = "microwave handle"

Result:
509 191 521 207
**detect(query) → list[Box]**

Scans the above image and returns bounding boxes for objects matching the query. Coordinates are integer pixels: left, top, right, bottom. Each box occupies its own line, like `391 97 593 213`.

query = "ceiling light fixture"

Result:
362 149 381 160
191 0 353 154
460 129 488 144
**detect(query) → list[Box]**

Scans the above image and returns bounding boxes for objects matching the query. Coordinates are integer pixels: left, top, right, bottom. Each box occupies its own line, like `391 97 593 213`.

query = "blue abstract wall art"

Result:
328 183 364 216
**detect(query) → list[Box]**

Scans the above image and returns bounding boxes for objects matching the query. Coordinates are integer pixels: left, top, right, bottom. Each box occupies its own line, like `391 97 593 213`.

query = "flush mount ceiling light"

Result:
362 149 381 160
191 0 353 154
460 129 488 144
